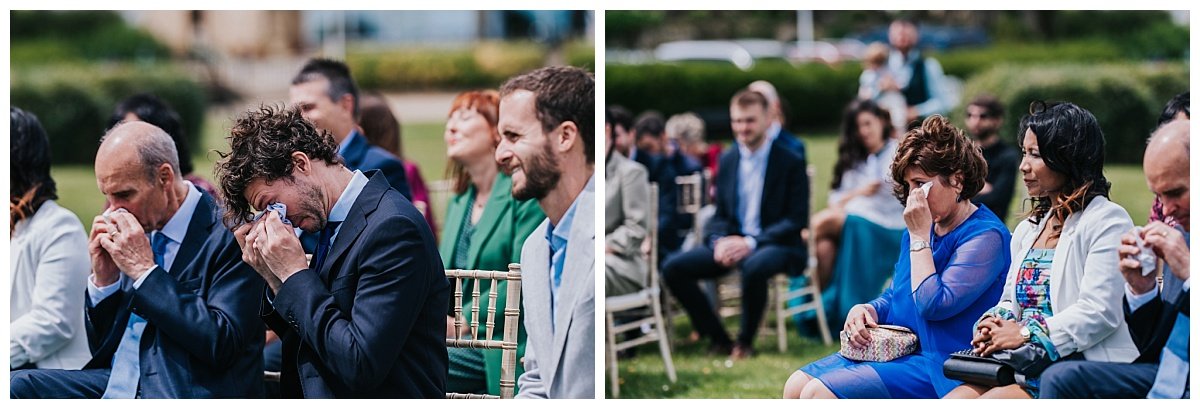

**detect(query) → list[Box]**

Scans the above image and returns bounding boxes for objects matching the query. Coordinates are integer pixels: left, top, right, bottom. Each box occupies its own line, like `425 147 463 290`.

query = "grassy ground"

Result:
51 114 453 234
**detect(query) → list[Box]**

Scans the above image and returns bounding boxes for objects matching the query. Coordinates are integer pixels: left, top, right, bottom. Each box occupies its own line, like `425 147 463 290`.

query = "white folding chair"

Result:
605 184 676 398
445 263 523 399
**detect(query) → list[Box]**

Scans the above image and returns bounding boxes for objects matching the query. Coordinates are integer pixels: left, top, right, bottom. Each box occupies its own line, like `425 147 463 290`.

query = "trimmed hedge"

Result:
607 61 860 138
350 40 595 91
11 63 207 166
959 63 1188 164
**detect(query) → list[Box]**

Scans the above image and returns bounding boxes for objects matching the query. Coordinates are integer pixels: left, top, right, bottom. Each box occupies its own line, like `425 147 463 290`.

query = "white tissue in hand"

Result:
919 181 933 195
1131 226 1158 276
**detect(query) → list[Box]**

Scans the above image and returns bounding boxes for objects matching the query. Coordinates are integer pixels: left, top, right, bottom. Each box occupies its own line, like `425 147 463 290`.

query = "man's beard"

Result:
512 142 561 201
299 180 329 233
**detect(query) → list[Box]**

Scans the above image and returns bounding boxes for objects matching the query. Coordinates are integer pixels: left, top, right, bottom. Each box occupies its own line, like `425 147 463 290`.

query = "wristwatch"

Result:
910 240 932 253
1020 327 1031 342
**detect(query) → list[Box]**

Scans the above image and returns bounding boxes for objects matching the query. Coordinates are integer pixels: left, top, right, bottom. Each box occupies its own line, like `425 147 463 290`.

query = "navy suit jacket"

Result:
705 136 810 270
776 127 806 160
83 192 264 398
263 170 449 398
633 151 684 254
1125 231 1190 364
342 130 412 200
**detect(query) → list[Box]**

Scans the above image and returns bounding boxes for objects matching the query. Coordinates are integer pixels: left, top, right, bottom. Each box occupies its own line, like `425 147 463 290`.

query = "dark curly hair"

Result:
890 115 987 205
214 104 343 228
1021 101 1110 231
833 99 895 190
11 107 58 235
500 66 595 164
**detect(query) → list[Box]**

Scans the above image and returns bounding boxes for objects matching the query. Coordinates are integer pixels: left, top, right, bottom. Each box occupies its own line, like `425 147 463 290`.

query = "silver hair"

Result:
666 112 706 145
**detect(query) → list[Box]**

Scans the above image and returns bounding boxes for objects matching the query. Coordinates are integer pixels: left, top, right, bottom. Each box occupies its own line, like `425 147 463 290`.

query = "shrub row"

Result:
959 62 1188 164
11 63 207 166
350 40 595 91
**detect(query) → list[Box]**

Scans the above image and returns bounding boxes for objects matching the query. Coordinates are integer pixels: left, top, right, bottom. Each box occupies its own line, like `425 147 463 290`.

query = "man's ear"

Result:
291 151 312 175
338 94 356 117
157 163 175 187
557 121 580 154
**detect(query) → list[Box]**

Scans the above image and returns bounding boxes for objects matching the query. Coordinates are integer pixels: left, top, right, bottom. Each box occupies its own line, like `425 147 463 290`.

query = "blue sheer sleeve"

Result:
868 284 894 324
912 229 1008 321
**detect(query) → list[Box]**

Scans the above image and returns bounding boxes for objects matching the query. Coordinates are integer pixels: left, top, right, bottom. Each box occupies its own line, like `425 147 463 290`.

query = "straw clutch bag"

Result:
839 324 918 362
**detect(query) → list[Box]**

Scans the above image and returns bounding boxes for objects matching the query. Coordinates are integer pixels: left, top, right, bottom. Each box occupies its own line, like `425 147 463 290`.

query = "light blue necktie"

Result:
1148 311 1189 398
102 232 169 399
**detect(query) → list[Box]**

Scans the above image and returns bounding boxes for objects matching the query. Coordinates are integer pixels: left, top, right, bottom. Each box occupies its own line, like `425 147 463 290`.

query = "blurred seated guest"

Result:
607 105 635 158
667 111 711 174
858 42 908 132
605 108 651 297
440 90 543 395
748 80 805 157
10 122 264 398
784 115 1010 399
1148 91 1188 228
946 102 1138 399
662 113 704 252
217 105 448 398
290 58 411 198
965 95 1019 221
358 92 436 237
632 112 681 257
662 89 809 359
814 100 906 330
108 93 219 198
496 66 596 398
9 107 91 371
1040 119 1191 399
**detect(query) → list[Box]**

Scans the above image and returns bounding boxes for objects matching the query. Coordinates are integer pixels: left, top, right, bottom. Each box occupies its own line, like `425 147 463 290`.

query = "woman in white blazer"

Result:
9 107 91 370
947 102 1137 398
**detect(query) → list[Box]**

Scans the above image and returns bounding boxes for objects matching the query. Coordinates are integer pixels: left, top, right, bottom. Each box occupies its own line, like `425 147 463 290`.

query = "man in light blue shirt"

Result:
884 19 951 126
496 66 596 399
662 89 810 360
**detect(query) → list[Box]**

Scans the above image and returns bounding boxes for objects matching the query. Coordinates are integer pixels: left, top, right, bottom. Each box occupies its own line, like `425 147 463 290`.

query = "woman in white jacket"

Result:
9 107 91 370
946 102 1138 398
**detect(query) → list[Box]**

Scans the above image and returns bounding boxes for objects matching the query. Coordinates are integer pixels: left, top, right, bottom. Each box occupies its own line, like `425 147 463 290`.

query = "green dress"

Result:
439 173 545 395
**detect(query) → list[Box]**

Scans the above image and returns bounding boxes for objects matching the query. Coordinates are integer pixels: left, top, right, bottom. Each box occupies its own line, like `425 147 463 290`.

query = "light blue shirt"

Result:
736 134 774 248
326 170 370 244
547 175 593 332
89 182 202 304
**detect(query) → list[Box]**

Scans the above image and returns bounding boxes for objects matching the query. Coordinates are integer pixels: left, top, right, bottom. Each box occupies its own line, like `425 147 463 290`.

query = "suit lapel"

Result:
761 140 784 218
439 187 469 268
467 176 512 267
522 220 553 381
547 191 595 386
340 130 368 170
318 172 385 283
171 192 217 278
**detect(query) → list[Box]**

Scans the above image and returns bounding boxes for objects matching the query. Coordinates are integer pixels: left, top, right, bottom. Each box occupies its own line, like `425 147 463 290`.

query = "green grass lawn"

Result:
51 113 453 234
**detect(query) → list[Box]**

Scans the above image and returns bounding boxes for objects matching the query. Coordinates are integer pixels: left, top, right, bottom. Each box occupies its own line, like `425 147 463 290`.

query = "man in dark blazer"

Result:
749 80 806 159
290 58 411 199
1041 120 1191 398
217 104 448 398
662 89 809 360
10 122 263 398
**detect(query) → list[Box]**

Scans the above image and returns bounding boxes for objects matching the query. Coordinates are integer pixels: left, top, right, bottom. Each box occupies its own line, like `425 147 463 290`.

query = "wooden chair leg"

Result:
775 275 788 352
606 311 620 398
808 271 833 345
651 292 677 383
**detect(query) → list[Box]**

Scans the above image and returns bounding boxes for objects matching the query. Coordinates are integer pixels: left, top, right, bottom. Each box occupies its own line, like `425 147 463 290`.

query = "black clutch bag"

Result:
943 348 1016 387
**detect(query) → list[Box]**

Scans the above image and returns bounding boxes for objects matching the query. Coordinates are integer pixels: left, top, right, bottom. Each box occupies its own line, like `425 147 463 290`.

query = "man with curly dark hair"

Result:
214 104 448 398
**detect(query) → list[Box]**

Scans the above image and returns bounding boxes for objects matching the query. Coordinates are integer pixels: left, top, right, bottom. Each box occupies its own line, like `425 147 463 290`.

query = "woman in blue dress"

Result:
784 115 1012 399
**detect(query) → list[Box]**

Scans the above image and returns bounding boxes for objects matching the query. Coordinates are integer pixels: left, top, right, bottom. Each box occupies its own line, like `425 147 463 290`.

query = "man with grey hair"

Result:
10 121 264 398
1040 119 1191 398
